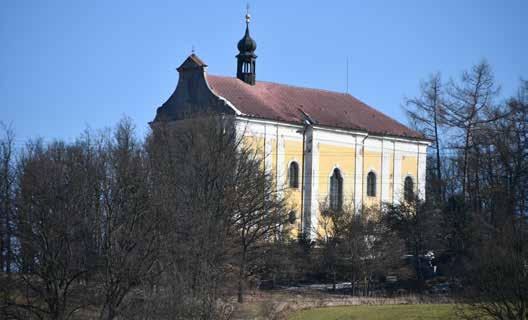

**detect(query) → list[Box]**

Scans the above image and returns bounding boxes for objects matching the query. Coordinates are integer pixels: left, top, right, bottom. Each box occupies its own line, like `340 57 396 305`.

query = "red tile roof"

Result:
206 75 424 139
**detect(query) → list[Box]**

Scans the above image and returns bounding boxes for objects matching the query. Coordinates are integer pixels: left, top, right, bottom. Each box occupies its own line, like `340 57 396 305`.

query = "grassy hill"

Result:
288 304 461 320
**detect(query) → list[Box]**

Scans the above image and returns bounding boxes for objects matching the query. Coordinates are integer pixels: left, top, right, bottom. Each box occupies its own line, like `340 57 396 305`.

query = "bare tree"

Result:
405 73 446 201
469 81 527 319
255 226 299 289
230 141 289 303
478 80 528 219
442 80 528 320
437 195 474 280
317 203 405 296
0 123 15 273
1 120 164 320
148 114 289 308
96 119 162 320
5 139 99 320
460 214 528 320
382 198 440 288
316 204 340 292
444 61 500 205
0 124 16 320
144 117 235 319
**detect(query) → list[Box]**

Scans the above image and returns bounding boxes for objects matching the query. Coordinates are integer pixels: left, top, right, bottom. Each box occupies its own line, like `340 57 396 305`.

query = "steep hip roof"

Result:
206 75 424 139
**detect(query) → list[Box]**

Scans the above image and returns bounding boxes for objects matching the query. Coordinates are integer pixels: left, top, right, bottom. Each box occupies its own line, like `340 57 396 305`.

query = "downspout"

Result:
380 140 384 207
299 125 306 238
391 141 401 204
263 125 267 216
276 123 279 193
263 125 267 172
360 134 369 213
354 137 357 213
416 142 420 199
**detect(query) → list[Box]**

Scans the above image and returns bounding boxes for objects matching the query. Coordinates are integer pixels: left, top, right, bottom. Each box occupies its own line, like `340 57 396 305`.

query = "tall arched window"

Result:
289 162 299 188
330 168 343 211
404 176 414 201
367 171 376 197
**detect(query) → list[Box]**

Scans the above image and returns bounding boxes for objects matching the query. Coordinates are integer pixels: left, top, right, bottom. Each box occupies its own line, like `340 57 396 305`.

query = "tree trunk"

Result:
462 130 471 199
351 274 356 296
433 108 443 201
100 302 117 320
237 250 247 303
332 270 336 292
4 207 10 273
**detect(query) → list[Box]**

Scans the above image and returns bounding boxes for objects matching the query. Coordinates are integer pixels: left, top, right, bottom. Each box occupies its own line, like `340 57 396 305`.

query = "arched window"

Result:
288 162 299 188
367 171 376 197
288 210 297 224
404 176 414 201
330 168 343 211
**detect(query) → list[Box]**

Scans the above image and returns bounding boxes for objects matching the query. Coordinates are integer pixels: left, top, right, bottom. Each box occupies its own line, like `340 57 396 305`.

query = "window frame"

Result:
329 168 344 212
366 171 377 197
288 161 299 188
404 176 414 201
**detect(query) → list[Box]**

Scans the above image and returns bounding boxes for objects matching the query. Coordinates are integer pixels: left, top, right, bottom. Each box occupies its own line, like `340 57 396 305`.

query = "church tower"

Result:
236 9 257 85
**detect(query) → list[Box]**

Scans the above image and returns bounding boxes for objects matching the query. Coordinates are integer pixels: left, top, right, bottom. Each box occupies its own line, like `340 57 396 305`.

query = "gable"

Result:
153 56 237 122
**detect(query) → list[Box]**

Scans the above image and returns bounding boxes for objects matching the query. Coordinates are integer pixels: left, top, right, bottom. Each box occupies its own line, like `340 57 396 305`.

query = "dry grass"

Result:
288 304 460 320
231 289 455 320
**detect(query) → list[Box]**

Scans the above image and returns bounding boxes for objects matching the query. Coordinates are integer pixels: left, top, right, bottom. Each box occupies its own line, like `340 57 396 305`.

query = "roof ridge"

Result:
207 74 352 96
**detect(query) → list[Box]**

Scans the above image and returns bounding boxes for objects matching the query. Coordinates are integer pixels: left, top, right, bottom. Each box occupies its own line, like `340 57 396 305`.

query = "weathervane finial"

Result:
191 45 195 54
245 3 251 24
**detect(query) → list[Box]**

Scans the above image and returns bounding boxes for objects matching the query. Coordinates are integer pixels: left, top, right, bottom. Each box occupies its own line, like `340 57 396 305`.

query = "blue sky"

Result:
1 0 527 144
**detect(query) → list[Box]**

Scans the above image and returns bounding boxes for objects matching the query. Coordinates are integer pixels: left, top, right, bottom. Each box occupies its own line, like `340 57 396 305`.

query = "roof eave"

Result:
235 114 431 144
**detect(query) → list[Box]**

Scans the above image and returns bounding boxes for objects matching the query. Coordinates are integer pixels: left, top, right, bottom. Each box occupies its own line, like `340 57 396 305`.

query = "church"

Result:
152 13 429 239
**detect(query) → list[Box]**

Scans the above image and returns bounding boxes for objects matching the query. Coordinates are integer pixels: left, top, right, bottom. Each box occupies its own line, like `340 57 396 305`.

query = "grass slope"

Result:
288 304 459 320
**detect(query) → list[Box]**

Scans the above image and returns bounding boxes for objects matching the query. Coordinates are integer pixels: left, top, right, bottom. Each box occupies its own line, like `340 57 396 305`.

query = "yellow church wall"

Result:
243 135 264 155
363 150 382 208
283 139 303 237
387 153 394 204
317 143 356 209
315 143 355 236
269 137 276 175
237 120 428 240
245 134 276 179
244 134 306 237
401 154 418 192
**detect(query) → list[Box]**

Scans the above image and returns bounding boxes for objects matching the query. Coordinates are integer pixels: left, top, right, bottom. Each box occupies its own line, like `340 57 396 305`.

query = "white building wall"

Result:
354 135 363 213
381 139 394 204
236 117 430 239
418 144 428 200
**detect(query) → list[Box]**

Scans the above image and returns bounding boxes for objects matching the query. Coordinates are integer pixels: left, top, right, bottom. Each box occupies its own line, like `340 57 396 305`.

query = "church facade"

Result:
152 13 430 239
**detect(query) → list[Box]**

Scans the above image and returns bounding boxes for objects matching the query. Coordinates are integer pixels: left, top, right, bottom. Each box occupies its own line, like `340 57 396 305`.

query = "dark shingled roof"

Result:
206 75 424 139
177 54 207 71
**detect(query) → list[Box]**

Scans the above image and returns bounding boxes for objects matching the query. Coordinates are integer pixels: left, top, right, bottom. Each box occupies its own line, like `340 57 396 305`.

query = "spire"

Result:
236 5 257 85
245 3 251 24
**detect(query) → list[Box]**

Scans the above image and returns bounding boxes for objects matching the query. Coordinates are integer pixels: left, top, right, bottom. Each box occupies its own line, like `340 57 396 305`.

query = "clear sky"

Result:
1 0 527 145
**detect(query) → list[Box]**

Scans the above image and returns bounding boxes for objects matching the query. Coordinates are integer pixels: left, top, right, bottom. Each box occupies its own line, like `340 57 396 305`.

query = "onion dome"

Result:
236 10 257 85
237 13 257 53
